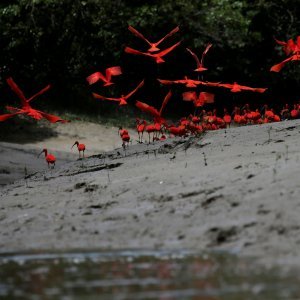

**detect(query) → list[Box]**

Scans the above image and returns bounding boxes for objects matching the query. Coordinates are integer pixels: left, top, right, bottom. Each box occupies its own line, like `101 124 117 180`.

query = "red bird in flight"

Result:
158 76 220 88
128 25 180 52
274 36 300 56
135 90 172 121
216 82 267 93
125 41 181 64
38 149 56 168
182 91 215 107
186 43 212 72
92 80 144 105
0 77 68 123
86 66 122 86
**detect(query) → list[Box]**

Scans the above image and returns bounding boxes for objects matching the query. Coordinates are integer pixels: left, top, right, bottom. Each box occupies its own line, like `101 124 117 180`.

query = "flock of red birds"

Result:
1 25 299 168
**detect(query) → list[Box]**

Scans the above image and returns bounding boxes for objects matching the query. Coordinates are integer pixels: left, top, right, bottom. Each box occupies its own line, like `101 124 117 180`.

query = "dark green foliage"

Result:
0 0 299 118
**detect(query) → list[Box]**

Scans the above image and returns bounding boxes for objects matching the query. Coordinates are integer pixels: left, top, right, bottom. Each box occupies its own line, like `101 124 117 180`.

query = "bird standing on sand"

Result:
38 149 56 168
72 141 86 158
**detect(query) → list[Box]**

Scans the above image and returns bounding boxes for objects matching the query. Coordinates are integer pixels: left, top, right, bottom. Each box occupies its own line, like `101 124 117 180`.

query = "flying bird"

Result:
38 149 56 168
274 36 300 56
86 66 122 86
125 41 181 64
135 90 172 121
128 25 179 52
186 43 212 72
92 80 144 105
182 91 215 107
217 82 267 93
0 77 68 123
158 76 220 88
72 141 86 158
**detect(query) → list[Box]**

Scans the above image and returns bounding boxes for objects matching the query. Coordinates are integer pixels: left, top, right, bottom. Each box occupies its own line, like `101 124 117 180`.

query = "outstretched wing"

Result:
136 100 160 118
128 25 151 46
270 56 293 72
182 91 197 101
201 43 212 65
125 79 144 99
0 111 24 122
27 85 51 102
37 110 68 123
157 79 175 85
157 41 181 58
186 48 201 69
92 92 120 102
6 77 27 107
200 92 215 103
125 46 150 57
159 90 172 116
156 26 180 46
105 66 122 82
86 71 107 85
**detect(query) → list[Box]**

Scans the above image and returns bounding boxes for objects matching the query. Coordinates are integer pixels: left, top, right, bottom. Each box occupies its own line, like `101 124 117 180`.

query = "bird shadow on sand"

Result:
0 118 58 143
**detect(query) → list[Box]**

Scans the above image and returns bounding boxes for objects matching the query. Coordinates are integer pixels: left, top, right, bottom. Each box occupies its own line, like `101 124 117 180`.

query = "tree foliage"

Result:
0 0 299 117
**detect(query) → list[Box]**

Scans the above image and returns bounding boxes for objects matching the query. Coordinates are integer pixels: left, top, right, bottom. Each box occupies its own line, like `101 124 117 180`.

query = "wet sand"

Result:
1 119 300 267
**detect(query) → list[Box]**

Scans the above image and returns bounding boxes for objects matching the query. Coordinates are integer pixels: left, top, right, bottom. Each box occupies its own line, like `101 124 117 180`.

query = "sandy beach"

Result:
1 119 300 266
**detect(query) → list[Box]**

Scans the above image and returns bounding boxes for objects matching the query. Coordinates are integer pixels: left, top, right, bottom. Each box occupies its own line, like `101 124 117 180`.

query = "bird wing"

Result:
92 92 120 102
86 72 107 85
27 85 51 102
124 79 144 99
186 48 201 68
135 100 160 118
157 79 174 85
159 90 172 116
105 66 122 82
270 56 293 72
128 25 152 46
156 41 181 58
274 37 287 46
0 111 24 121
200 92 215 103
182 91 197 101
201 43 212 65
37 110 68 123
156 26 180 46
217 83 234 89
125 46 150 57
6 77 27 107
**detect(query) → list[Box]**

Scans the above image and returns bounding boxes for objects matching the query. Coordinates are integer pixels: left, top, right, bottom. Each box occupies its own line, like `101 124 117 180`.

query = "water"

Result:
0 250 299 300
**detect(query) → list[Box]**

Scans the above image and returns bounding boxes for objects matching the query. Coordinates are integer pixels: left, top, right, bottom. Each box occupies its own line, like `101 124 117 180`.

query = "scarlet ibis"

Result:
217 82 267 93
136 118 147 143
186 43 212 72
0 77 68 123
145 124 156 144
92 80 144 105
274 36 300 56
86 66 122 86
72 141 86 158
118 127 130 149
125 41 181 64
135 90 172 121
223 109 232 127
182 91 215 107
38 149 56 168
290 104 299 119
128 25 179 52
158 76 220 88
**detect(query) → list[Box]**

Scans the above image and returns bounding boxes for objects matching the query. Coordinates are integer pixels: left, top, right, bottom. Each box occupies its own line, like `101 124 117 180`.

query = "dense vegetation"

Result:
0 0 299 119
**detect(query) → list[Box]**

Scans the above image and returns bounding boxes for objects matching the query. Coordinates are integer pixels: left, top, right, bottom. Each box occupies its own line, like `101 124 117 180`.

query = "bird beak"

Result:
71 143 75 149
37 151 43 158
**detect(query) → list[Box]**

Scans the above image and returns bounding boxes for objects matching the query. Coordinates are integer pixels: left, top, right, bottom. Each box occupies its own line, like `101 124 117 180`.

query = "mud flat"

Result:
1 119 300 267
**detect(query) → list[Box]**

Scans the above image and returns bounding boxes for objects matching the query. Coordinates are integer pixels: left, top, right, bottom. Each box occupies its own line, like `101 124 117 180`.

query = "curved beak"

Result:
37 151 43 158
71 143 76 149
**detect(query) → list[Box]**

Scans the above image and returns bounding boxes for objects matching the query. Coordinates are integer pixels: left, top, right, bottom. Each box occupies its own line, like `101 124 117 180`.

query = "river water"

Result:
0 250 299 299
